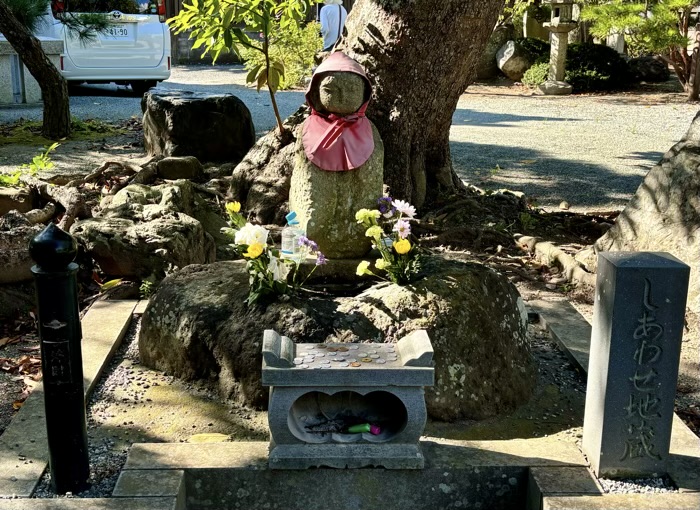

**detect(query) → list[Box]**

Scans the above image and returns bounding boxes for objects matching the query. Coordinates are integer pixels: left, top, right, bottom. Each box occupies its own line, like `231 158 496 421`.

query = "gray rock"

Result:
229 110 306 225
497 40 535 81
0 188 35 216
142 90 255 163
0 224 43 283
592 111 700 312
289 123 383 259
629 56 670 83
138 256 536 421
157 156 204 181
71 214 215 278
539 80 572 95
477 25 515 80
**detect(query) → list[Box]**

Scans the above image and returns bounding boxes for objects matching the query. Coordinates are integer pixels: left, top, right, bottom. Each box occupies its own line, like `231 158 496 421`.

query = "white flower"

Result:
234 223 269 246
391 199 416 219
268 255 290 281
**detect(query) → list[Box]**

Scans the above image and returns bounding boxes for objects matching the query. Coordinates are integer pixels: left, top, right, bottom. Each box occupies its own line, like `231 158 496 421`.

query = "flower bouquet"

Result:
355 197 422 285
222 202 326 306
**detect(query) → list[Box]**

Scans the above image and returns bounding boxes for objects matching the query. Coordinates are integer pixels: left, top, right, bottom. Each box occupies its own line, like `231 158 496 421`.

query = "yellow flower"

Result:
375 258 390 270
244 242 264 259
393 239 411 255
355 208 381 224
365 225 383 239
356 260 371 276
226 201 241 214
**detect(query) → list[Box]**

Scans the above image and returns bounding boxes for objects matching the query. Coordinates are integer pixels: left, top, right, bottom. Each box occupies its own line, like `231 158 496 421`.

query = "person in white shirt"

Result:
320 0 347 52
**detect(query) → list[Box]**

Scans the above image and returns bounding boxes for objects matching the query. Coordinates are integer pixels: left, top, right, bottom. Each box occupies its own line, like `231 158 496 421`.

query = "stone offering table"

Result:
262 329 434 469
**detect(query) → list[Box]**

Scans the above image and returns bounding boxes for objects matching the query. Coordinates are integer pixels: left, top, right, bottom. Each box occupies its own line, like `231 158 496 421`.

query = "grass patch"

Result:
0 117 127 146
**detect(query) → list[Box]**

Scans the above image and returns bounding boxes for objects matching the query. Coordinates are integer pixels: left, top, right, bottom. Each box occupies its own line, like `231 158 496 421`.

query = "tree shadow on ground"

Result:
451 108 577 127
450 140 652 210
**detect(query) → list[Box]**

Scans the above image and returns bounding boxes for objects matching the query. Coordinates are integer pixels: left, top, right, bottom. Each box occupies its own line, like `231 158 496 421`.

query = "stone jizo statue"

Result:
289 52 384 259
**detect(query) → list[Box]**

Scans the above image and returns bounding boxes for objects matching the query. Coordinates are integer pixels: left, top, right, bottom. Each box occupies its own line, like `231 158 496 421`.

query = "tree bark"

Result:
339 0 504 208
0 0 71 139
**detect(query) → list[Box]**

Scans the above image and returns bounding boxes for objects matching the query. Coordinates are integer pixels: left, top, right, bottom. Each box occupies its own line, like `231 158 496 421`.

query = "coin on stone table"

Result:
361 357 373 363
293 359 303 365
303 357 315 363
370 354 380 359
345 358 356 363
337 346 349 352
331 358 345 363
350 362 361 367
348 345 359 350
327 352 337 356
357 352 368 358
374 359 386 364
300 364 309 369
326 347 338 352
315 353 325 358
320 360 330 365
338 362 349 367
321 365 331 369
317 344 327 349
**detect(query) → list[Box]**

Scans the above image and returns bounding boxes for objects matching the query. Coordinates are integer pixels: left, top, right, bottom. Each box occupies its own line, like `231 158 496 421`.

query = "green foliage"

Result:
169 0 317 131
0 142 59 188
519 212 538 232
19 142 60 174
5 0 50 32
565 43 632 92
0 117 124 146
139 279 156 298
517 37 550 63
522 62 550 87
241 21 322 90
581 0 693 58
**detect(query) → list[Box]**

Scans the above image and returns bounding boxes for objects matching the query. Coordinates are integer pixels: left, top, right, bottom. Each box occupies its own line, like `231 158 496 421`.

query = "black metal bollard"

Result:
29 223 90 494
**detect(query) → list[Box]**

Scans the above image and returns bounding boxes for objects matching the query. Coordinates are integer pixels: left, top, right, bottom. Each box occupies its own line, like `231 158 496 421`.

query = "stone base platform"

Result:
268 442 425 469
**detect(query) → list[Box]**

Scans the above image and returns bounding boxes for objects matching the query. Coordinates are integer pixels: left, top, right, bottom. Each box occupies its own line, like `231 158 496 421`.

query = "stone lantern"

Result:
541 0 578 95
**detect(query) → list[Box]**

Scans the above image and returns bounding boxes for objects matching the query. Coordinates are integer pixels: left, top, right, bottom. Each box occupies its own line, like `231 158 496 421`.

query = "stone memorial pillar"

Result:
540 0 577 96
583 252 690 478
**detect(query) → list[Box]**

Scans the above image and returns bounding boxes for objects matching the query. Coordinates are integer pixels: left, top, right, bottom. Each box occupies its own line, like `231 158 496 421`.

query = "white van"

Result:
38 0 171 95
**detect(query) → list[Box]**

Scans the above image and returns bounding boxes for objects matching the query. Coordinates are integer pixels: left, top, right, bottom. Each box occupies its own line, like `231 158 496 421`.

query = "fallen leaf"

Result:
12 401 23 410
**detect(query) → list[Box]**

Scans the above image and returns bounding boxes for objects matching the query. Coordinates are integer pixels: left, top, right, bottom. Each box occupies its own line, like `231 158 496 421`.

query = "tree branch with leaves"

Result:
169 0 317 135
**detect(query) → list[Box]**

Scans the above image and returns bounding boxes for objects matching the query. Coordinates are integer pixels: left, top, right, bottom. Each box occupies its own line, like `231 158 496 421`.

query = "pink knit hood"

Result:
302 52 374 171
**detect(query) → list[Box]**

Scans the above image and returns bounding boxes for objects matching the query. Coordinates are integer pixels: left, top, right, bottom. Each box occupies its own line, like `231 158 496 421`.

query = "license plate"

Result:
106 27 129 37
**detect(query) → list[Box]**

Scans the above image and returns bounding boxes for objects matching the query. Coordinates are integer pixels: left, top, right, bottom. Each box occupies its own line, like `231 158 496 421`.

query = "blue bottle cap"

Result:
286 211 299 225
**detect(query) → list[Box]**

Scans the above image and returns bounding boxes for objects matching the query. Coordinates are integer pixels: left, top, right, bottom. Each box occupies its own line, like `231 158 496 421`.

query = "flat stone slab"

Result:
0 301 136 498
543 493 700 510
0 498 179 510
528 298 591 372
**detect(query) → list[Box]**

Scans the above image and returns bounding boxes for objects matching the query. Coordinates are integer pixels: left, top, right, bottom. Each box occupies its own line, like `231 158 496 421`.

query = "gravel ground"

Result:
1 67 697 211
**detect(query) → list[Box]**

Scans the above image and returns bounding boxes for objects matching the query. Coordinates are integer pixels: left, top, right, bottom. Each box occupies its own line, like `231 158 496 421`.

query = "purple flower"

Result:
393 219 411 239
377 196 395 218
316 252 327 265
298 236 319 253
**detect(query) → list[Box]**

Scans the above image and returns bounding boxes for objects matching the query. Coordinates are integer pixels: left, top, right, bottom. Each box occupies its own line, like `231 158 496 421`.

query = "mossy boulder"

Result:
139 256 536 421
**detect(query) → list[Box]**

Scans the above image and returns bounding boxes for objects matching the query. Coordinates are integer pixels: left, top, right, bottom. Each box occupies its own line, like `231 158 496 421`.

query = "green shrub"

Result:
516 37 551 64
564 43 633 92
241 21 323 90
522 62 549 88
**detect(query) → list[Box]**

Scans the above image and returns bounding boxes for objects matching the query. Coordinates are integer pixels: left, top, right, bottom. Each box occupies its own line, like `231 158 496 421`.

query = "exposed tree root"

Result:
20 175 90 231
24 203 57 225
516 235 596 287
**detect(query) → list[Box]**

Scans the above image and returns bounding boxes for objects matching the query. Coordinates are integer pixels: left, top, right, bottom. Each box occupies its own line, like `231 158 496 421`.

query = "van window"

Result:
51 0 146 15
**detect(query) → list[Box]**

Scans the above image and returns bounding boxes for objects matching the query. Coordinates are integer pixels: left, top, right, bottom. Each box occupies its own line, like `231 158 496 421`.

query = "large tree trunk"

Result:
0 0 71 139
339 0 504 208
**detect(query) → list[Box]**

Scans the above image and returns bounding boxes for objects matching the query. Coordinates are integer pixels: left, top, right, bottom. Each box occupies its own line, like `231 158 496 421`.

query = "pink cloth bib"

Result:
301 52 374 172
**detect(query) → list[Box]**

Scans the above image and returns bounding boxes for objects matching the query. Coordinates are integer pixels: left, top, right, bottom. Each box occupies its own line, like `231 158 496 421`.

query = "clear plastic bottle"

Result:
281 211 304 263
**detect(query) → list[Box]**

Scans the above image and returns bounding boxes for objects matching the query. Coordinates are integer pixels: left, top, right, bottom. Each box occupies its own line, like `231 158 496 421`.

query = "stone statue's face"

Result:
317 72 365 115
